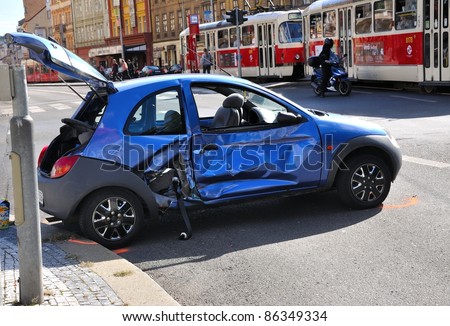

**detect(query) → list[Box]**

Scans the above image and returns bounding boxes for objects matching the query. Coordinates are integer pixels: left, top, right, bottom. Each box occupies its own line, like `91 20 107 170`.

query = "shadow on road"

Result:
120 190 382 270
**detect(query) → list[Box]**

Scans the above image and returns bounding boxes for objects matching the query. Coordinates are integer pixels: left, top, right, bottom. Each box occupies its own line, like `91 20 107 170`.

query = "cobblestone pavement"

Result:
0 226 123 306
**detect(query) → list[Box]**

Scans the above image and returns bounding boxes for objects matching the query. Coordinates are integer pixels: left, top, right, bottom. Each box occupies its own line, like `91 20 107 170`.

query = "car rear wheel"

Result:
79 189 144 248
336 155 391 209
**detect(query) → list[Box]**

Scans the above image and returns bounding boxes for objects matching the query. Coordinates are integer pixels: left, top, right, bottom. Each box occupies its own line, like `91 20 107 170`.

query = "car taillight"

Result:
37 145 49 167
50 156 79 179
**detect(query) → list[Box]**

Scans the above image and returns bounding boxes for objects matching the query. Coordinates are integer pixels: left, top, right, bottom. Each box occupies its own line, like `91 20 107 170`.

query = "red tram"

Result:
303 0 449 92
180 10 305 79
25 59 59 83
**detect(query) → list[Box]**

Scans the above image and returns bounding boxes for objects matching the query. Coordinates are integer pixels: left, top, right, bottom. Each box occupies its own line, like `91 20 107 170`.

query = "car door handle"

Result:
200 143 219 154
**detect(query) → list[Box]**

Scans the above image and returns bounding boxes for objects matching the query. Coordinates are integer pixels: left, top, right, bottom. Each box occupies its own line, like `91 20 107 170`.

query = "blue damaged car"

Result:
6 33 402 248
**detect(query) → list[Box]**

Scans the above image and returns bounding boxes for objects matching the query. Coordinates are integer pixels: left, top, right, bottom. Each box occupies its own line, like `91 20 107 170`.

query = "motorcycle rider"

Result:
318 38 334 97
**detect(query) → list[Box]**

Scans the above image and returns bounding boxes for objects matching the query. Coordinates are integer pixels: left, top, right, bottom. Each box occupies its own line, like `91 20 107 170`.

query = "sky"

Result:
0 1 25 36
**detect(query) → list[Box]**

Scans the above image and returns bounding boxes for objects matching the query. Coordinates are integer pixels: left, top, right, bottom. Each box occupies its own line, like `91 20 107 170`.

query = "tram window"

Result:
218 29 229 48
445 0 449 28
310 13 322 39
374 0 393 32
323 10 336 37
395 0 417 30
242 26 255 46
444 32 449 68
279 22 302 43
424 34 430 68
424 0 431 29
230 28 239 47
355 3 372 34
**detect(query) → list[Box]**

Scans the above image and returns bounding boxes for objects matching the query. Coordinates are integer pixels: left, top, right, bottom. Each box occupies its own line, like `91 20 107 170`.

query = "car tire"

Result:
336 155 391 209
79 188 144 248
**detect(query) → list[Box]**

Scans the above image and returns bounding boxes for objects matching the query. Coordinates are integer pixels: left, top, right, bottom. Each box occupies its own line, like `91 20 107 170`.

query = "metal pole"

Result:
210 0 214 22
8 47 43 305
119 0 125 59
236 8 242 78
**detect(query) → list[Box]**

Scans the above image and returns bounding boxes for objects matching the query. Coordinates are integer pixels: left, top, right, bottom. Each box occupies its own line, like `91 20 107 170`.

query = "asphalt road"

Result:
1 81 449 306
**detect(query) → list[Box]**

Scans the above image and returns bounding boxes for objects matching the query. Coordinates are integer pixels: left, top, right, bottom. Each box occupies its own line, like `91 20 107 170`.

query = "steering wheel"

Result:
61 118 95 132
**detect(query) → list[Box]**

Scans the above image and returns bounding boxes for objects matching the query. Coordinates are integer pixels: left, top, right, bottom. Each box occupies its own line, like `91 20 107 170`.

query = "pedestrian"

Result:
200 48 212 74
127 59 135 78
112 59 119 81
120 58 130 79
98 63 106 77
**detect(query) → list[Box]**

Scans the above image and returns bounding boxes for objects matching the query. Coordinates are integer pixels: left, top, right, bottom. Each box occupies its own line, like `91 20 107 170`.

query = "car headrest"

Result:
222 93 244 110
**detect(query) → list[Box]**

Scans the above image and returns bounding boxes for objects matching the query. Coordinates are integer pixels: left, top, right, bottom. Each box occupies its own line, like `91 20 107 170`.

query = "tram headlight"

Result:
295 54 300 60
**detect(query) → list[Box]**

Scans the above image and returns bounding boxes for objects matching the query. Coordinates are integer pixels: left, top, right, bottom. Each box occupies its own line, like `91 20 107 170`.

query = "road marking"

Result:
29 88 79 96
50 103 72 110
1 109 12 116
403 155 450 168
383 196 418 209
29 106 46 113
391 95 437 103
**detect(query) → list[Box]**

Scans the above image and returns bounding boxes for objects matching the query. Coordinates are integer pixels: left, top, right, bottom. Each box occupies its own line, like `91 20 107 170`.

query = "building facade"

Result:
104 0 152 71
49 0 75 52
22 0 52 39
72 0 110 68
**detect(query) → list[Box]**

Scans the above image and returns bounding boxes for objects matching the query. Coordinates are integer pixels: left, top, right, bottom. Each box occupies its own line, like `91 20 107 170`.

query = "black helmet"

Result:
324 38 334 48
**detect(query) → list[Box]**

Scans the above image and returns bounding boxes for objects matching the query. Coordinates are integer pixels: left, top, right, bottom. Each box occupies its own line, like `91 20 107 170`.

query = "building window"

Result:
170 12 175 31
178 10 183 30
156 15 160 33
163 13 168 32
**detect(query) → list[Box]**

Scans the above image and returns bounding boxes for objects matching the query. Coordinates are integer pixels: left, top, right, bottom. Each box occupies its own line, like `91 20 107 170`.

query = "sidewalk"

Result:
0 219 179 306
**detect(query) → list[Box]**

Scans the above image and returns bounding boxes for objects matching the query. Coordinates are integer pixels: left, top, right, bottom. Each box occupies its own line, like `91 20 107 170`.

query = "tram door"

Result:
424 0 450 82
257 23 276 76
338 7 354 78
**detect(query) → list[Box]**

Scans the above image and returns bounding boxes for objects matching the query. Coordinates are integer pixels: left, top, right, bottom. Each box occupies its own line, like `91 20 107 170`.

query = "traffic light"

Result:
237 10 248 25
226 9 237 25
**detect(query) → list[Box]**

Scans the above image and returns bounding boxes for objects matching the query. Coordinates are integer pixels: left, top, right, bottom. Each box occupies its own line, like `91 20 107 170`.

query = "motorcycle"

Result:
308 53 352 96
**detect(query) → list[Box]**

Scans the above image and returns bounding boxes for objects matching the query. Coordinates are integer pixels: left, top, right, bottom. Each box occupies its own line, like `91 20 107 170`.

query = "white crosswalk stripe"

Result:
29 106 46 113
1 102 78 117
49 103 72 110
1 109 12 116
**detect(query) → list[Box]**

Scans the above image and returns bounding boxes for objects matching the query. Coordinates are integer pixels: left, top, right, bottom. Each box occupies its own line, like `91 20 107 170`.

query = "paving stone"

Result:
0 226 123 306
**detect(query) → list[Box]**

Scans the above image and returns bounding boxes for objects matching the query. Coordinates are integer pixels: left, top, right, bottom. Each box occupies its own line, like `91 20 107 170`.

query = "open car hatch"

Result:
5 32 116 93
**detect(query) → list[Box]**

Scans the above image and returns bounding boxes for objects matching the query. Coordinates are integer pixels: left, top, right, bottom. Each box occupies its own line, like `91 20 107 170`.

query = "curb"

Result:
40 222 180 306
1 216 179 306
56 237 179 306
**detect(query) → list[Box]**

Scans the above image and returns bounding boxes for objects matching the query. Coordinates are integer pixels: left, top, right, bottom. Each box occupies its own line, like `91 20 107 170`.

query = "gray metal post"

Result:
8 50 43 305
236 8 242 78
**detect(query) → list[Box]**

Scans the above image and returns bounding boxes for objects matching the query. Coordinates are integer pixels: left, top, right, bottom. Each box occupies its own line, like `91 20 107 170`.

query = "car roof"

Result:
113 74 253 92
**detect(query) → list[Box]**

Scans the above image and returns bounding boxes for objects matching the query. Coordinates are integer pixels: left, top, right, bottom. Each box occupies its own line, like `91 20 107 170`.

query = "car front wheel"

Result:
79 189 144 248
336 155 391 209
